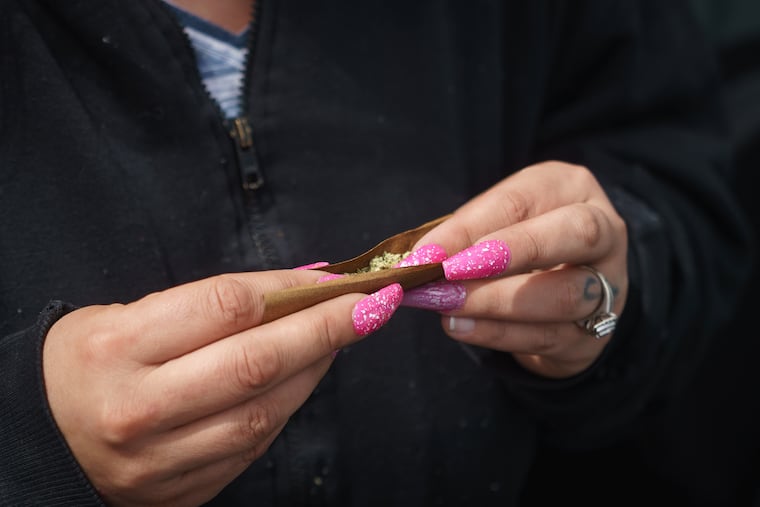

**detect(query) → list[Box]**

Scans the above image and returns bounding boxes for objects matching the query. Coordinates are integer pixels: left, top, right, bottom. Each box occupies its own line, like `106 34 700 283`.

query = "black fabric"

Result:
0 301 102 505
524 2 760 505
0 0 753 505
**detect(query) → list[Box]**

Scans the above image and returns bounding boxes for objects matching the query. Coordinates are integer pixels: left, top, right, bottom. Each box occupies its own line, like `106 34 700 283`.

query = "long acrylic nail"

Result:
442 240 510 280
394 244 448 267
402 281 466 311
293 261 330 270
317 273 345 283
352 283 404 336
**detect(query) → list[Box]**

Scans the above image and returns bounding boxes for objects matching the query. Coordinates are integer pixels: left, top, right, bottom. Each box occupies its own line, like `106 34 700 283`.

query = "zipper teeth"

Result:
156 0 260 123
154 0 231 122
160 0 263 188
239 0 281 268
157 0 280 267
239 0 262 115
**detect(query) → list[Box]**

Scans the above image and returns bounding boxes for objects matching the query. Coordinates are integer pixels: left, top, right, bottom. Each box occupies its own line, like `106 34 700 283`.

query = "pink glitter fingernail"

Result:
402 281 466 311
442 240 510 280
317 273 345 283
293 261 330 270
352 283 404 336
394 244 448 267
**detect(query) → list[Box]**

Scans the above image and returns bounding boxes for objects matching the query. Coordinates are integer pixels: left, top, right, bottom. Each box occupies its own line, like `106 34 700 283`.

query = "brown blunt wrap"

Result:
261 214 452 323
319 213 451 274
262 263 444 323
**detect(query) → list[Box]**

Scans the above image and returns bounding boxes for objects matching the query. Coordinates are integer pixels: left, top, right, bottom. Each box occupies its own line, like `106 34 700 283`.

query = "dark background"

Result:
521 2 760 505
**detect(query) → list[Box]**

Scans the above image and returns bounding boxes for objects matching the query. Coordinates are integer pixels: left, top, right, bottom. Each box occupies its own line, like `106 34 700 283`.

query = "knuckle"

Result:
556 161 594 181
239 402 278 447
502 189 532 223
79 305 128 364
206 275 255 329
570 204 604 249
81 329 115 368
533 325 561 354
233 344 282 391
520 227 545 264
98 406 138 446
98 399 159 446
109 460 159 493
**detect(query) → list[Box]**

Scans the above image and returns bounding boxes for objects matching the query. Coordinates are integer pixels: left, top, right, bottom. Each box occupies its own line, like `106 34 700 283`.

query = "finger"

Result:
169 426 285 507
136 293 362 431
141 284 402 429
450 266 611 322
444 315 579 355
155 457 256 507
415 162 602 253
103 421 284 506
482 202 623 274
443 317 608 378
443 316 603 364
157 417 288 507
125 269 325 363
126 357 333 477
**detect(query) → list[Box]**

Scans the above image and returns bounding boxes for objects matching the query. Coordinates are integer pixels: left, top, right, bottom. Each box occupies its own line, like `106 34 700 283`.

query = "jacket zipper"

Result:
226 0 265 192
158 0 265 193
227 0 282 269
159 0 279 267
227 116 264 190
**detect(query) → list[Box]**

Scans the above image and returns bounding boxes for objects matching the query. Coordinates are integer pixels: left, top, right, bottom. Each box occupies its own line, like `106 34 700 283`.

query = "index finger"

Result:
122 269 326 363
139 291 367 431
414 161 601 254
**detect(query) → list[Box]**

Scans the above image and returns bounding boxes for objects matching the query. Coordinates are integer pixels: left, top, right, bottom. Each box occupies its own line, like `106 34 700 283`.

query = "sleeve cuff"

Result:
0 301 104 505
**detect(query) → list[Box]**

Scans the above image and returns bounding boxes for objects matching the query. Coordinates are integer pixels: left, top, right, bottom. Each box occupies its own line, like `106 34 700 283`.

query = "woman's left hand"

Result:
414 161 629 378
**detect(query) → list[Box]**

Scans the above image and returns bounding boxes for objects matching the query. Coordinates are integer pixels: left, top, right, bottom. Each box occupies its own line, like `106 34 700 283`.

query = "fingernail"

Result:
442 240 510 280
448 316 476 333
402 281 466 311
394 244 448 267
293 261 330 270
331 349 340 359
317 273 345 283
352 283 404 336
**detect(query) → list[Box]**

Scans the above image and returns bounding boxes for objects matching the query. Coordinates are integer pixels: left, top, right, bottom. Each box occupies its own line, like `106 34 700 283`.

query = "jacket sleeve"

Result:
0 301 104 505
471 0 755 449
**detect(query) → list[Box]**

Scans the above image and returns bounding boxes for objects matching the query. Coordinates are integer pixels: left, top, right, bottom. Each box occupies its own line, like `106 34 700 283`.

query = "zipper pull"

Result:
228 116 264 191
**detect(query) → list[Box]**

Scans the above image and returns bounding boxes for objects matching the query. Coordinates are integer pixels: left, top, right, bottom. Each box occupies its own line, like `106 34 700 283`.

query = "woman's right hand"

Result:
43 270 402 506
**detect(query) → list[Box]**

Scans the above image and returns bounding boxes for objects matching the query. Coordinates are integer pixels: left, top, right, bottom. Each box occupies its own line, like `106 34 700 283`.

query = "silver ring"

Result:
576 265 618 339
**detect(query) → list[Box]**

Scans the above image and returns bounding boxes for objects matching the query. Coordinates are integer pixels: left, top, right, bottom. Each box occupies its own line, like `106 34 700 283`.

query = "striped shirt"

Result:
165 2 251 119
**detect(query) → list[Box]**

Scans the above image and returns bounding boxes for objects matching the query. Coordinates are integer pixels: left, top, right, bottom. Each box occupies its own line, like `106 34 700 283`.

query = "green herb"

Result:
355 251 411 273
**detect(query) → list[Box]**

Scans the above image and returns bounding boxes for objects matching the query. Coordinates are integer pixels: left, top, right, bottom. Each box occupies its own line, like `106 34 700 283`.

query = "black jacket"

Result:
0 1 753 505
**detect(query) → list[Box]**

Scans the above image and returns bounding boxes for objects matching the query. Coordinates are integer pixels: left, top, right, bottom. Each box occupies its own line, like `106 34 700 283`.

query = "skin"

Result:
44 269 368 506
43 159 628 504
168 0 253 33
43 0 630 493
416 160 629 378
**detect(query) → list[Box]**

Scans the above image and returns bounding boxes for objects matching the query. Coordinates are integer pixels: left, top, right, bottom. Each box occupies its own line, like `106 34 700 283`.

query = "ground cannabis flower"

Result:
355 251 411 273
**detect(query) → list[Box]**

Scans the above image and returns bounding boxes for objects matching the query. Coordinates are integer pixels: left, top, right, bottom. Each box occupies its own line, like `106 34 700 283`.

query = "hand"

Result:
416 161 629 378
43 270 402 506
